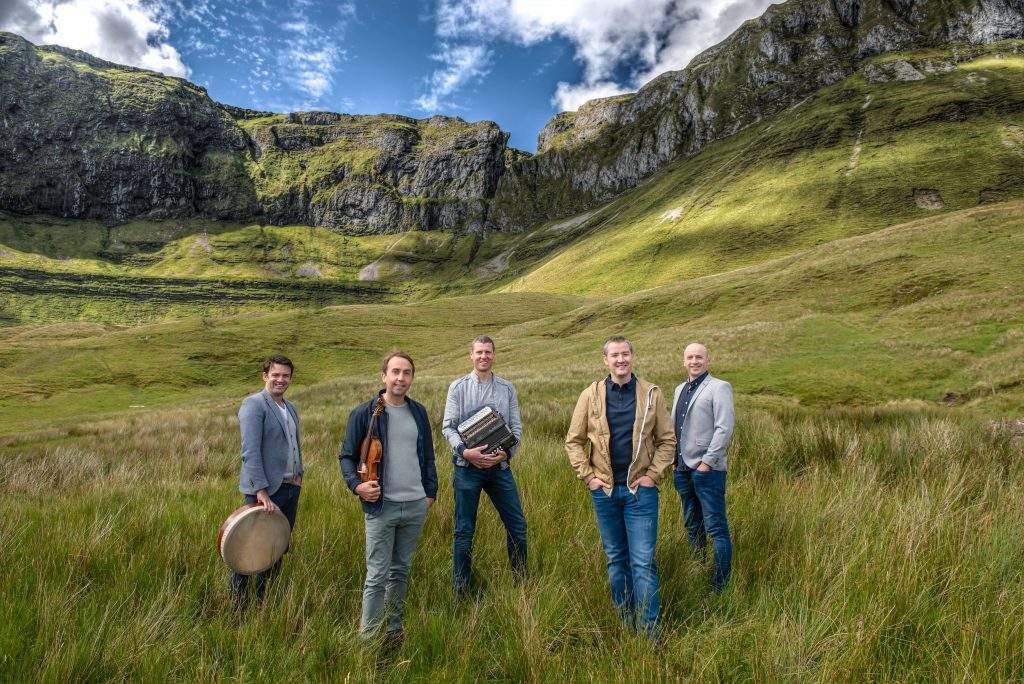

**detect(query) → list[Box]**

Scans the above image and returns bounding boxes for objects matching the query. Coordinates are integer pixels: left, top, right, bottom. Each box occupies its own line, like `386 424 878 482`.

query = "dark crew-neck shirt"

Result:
605 374 636 485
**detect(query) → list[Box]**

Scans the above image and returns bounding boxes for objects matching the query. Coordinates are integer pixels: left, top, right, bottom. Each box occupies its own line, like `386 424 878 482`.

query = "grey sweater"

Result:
383 402 426 501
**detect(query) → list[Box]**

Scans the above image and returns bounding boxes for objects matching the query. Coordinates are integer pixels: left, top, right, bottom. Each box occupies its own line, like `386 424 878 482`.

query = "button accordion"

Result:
457 406 518 455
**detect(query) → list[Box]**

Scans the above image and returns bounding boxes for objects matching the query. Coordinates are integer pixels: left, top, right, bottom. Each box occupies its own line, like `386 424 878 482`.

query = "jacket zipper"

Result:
627 385 657 494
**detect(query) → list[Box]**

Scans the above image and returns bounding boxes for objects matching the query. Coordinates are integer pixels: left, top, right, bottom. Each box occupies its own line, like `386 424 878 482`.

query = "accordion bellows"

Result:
457 406 518 454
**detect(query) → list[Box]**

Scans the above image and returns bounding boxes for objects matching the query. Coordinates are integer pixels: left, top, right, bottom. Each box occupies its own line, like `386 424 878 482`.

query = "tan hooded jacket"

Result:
564 376 677 495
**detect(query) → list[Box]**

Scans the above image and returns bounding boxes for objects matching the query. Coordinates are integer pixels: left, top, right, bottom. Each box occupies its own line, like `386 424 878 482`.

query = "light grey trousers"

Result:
360 497 429 635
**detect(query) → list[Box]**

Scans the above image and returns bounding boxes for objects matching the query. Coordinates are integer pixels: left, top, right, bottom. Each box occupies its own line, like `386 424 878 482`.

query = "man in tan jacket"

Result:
565 336 676 635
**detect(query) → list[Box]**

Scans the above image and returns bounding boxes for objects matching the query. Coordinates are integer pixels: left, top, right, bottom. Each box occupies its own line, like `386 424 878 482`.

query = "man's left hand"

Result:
633 475 656 488
293 474 303 487
477 448 506 468
696 462 712 473
427 497 435 508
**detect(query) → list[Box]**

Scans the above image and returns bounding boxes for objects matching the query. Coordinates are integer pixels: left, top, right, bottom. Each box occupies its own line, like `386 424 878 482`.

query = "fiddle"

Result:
357 397 386 482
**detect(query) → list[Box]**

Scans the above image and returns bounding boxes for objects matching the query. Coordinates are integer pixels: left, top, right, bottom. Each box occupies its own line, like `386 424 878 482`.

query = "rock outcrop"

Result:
486 0 1024 230
0 32 508 233
243 112 508 233
0 33 257 222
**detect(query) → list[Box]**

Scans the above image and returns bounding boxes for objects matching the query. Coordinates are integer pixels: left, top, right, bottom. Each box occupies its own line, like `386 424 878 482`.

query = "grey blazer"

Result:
238 388 303 495
671 374 735 472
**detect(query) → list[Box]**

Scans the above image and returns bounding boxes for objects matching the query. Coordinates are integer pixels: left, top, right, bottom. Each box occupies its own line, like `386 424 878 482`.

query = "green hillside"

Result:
2 200 1022 679
493 46 1024 293
4 43 1023 326
4 198 1021 433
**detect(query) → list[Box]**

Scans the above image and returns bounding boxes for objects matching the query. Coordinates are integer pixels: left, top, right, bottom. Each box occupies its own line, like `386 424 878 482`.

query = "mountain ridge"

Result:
1 0 1023 236
487 0 1024 230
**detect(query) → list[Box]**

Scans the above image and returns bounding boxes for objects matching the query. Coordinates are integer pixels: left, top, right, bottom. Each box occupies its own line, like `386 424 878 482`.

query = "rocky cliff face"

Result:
2 0 1023 234
241 111 508 233
0 33 257 222
486 0 1024 230
0 32 508 233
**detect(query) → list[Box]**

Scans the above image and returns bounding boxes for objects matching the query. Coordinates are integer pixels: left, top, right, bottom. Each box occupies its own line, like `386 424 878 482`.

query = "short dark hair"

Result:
602 336 634 355
262 355 294 374
471 335 495 351
381 350 415 375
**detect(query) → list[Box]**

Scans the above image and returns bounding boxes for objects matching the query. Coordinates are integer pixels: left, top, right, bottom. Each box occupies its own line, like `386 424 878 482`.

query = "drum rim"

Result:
218 504 290 575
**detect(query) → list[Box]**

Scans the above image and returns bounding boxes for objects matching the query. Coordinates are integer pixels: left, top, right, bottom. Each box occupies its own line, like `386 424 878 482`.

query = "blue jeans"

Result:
590 484 660 633
453 465 528 591
230 482 301 603
674 468 732 591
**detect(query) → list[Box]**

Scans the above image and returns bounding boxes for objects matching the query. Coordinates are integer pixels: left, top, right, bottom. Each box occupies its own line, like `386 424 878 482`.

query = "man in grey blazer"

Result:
232 354 304 606
670 342 734 592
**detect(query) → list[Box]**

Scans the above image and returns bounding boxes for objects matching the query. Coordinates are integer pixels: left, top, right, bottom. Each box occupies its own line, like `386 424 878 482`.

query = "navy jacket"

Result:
338 390 439 515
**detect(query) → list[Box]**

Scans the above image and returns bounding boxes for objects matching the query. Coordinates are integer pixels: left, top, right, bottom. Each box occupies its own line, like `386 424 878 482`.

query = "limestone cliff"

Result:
486 0 1024 230
0 33 257 222
240 111 508 233
2 0 1023 234
0 32 508 234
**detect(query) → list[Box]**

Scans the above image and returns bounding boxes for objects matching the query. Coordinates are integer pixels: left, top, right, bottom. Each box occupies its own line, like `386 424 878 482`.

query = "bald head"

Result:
683 342 710 380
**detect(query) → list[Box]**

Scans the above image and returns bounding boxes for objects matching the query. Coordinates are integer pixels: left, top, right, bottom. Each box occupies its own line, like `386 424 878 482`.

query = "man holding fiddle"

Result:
339 350 437 639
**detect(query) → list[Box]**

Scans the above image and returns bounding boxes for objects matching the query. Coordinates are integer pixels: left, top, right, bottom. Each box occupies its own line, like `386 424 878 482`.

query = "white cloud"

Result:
434 0 775 111
552 80 631 111
0 0 189 77
273 2 349 101
282 19 311 34
415 42 491 112
286 45 340 99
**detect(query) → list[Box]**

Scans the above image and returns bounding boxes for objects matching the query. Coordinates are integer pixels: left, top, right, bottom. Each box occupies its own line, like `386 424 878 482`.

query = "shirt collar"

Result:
606 373 636 392
471 370 494 384
686 371 709 390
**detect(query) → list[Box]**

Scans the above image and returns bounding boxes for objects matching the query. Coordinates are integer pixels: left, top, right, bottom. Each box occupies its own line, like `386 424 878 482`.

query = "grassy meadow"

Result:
2 360 1022 680
2 38 1024 681
2 197 1024 678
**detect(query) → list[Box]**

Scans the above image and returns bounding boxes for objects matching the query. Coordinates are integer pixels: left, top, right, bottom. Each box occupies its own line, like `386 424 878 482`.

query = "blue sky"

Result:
1 0 774 151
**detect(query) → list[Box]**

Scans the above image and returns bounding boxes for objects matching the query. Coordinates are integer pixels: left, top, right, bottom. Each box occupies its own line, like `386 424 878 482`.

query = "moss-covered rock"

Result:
0 33 510 234
0 33 257 222
243 112 508 233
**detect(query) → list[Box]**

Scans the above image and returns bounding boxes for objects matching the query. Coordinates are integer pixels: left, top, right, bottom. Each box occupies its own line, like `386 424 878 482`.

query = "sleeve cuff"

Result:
455 443 466 457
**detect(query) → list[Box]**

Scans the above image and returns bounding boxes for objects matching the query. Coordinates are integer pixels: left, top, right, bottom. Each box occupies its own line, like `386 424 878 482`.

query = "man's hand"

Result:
427 497 435 508
463 445 503 468
633 475 656 488
587 476 609 491
256 489 279 514
293 474 302 487
355 480 381 502
490 448 508 465
696 462 712 473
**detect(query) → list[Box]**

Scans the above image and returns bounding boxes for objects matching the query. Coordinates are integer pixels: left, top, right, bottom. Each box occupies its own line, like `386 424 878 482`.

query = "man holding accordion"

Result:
442 335 527 597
